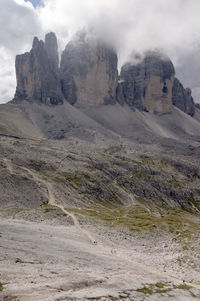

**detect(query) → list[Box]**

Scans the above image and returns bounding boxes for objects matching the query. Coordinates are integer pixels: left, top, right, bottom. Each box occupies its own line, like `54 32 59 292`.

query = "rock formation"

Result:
14 32 64 105
13 31 197 117
117 51 196 116
172 78 195 116
44 32 59 72
117 51 175 113
60 32 118 107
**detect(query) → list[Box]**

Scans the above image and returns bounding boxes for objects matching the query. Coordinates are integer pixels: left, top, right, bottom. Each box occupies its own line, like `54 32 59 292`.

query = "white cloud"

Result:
1 0 200 103
0 0 41 103
38 0 200 102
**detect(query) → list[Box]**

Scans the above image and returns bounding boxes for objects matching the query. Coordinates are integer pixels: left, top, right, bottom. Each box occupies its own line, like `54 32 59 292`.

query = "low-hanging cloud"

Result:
0 0 41 103
1 0 200 103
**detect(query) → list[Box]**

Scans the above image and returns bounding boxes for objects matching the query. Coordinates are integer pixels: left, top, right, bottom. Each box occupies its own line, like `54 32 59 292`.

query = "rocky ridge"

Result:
13 32 196 116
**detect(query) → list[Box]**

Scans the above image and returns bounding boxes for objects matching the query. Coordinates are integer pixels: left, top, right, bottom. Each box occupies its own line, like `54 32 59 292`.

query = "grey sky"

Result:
1 0 200 103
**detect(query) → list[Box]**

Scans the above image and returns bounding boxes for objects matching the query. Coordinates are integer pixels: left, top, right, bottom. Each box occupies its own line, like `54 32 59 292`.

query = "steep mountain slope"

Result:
1 100 200 143
81 104 200 142
0 103 43 138
0 101 120 141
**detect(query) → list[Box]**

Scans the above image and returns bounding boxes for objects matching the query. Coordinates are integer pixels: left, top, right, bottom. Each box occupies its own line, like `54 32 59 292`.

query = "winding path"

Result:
4 158 200 291
21 167 96 244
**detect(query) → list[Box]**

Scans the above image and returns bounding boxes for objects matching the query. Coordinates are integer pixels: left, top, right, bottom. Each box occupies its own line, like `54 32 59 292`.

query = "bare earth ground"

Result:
0 134 200 300
1 217 200 301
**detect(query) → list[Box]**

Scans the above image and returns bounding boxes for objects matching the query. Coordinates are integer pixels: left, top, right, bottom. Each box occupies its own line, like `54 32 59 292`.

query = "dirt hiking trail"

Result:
5 159 200 291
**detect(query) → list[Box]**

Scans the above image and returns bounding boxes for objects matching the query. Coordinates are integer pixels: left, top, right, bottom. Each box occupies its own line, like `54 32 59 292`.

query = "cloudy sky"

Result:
1 0 200 103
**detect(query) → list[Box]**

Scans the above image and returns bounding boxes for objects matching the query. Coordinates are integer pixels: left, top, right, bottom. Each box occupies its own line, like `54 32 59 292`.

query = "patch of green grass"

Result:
104 145 123 153
41 203 55 213
136 282 197 296
173 284 191 290
12 207 32 219
135 172 151 179
0 282 3 291
154 282 165 289
187 193 200 211
136 287 153 295
0 204 67 220
154 287 172 294
53 170 92 186
69 201 199 245
53 176 66 183
70 204 154 232
169 175 180 187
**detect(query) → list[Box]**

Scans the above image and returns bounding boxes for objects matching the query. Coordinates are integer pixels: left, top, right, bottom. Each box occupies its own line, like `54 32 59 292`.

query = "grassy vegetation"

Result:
52 170 92 186
136 287 153 294
173 284 191 290
104 145 123 153
0 282 3 291
69 200 199 248
70 203 197 234
41 203 57 213
154 282 165 289
136 282 198 296
168 175 180 187
136 283 172 295
15 148 199 242
0 204 67 219
187 193 200 211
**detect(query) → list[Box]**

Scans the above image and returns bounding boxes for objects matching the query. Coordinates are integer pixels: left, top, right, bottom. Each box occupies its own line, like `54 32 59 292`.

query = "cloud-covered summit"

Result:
1 0 200 103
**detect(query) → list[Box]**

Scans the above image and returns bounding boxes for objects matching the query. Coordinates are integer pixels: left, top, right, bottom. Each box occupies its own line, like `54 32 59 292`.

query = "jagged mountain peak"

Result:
117 50 175 113
12 31 196 117
60 32 118 107
13 32 63 105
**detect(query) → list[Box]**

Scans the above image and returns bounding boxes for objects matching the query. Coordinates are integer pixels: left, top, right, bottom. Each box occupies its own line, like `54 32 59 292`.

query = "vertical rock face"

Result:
44 32 59 71
60 32 118 107
14 32 64 105
117 52 175 113
13 31 196 117
172 78 195 116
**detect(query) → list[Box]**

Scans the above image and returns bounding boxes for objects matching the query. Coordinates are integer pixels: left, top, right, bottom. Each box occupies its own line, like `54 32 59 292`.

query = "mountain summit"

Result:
13 32 196 117
60 31 118 107
14 32 64 105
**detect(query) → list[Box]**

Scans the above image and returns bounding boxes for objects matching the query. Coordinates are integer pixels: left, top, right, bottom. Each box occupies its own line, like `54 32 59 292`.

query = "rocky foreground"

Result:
0 134 200 301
